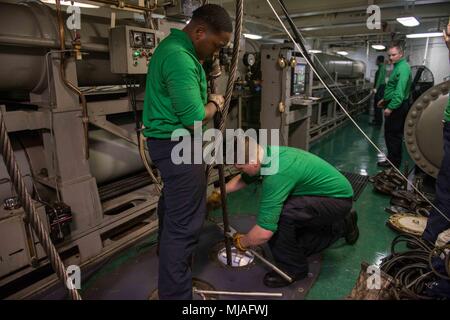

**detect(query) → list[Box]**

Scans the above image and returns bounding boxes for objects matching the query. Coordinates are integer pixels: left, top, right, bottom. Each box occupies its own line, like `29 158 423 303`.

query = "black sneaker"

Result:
344 209 359 245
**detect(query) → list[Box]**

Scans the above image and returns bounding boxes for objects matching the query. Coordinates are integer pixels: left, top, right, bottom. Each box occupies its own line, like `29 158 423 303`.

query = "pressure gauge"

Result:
243 53 256 67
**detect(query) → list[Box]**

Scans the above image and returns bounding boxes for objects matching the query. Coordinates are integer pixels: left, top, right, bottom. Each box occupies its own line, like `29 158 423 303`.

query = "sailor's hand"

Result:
384 108 393 117
232 232 248 252
208 94 225 112
207 189 222 211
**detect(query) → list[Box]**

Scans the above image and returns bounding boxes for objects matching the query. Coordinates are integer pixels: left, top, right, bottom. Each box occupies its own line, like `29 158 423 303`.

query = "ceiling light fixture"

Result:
406 32 443 38
396 16 420 27
336 51 348 56
243 33 263 40
371 44 386 50
41 0 99 8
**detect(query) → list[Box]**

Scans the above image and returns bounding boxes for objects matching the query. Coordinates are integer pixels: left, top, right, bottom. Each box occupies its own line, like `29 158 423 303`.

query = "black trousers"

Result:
384 100 410 168
147 138 206 300
423 122 450 243
268 195 353 277
373 85 385 125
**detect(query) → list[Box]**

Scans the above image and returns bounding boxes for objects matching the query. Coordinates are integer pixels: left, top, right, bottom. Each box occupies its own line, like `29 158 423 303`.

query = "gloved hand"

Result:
208 94 225 112
232 232 248 252
206 189 222 211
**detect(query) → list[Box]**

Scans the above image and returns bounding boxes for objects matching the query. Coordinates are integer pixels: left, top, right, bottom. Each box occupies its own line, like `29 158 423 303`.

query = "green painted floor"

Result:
211 113 414 299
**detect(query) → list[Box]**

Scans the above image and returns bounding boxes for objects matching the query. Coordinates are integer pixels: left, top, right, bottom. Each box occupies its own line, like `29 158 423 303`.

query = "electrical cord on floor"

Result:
380 234 450 300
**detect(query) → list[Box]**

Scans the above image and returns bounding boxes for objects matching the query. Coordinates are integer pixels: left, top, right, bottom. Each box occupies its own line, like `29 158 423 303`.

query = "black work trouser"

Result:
422 122 450 243
373 85 385 124
147 138 206 300
268 195 353 277
384 100 410 168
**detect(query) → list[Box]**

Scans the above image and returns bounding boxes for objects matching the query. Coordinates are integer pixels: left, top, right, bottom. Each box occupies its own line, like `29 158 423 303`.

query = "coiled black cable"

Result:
380 234 449 300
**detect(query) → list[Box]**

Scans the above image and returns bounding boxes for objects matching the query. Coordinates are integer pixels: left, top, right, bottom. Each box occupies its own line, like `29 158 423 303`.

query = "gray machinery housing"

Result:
0 0 229 299
260 44 313 150
260 44 370 150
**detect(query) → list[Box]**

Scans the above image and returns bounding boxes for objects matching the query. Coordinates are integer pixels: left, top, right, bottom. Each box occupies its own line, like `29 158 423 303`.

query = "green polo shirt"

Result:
374 63 386 89
383 58 411 110
241 146 354 232
445 96 450 123
142 29 207 138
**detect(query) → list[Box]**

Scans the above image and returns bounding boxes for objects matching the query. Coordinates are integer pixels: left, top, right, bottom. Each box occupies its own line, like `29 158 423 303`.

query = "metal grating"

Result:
340 171 370 201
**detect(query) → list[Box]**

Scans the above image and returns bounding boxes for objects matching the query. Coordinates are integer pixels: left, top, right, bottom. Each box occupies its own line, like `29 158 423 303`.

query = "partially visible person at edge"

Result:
370 55 386 126
422 23 450 244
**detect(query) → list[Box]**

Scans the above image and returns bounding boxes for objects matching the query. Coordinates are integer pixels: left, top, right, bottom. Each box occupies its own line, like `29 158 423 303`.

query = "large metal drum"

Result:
404 81 450 178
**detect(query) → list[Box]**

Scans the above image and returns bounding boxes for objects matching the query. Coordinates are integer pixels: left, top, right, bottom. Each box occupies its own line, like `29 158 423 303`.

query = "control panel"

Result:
109 25 163 74
291 62 307 96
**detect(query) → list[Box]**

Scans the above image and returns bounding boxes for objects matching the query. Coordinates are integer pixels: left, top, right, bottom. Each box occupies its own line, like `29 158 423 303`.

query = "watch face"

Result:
244 53 256 66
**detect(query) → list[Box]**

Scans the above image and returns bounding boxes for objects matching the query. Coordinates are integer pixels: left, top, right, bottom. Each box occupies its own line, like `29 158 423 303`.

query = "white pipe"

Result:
193 288 283 298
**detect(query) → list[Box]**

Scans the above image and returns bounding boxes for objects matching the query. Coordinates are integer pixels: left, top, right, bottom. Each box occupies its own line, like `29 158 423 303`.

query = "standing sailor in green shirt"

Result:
370 55 386 126
422 24 450 243
208 138 359 288
377 42 412 168
143 4 232 300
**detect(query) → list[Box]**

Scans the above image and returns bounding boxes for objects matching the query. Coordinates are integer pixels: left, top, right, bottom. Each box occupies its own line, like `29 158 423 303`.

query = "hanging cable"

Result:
124 77 162 193
204 0 244 266
265 0 450 224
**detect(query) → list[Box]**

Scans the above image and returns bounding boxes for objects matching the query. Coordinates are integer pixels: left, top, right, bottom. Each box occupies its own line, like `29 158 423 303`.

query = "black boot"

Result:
344 209 359 245
263 270 307 288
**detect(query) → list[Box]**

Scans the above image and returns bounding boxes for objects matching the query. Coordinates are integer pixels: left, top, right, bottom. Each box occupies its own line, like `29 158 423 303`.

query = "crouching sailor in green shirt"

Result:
143 4 232 300
208 138 358 288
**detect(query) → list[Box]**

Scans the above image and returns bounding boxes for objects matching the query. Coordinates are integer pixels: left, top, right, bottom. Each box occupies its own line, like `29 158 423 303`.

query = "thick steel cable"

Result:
0 111 82 300
205 0 243 179
206 0 244 265
218 0 243 135
266 0 450 224
204 0 243 265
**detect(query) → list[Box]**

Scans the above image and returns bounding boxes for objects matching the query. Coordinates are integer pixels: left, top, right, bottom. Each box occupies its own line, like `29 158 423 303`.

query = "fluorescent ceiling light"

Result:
406 32 443 38
151 13 166 19
41 0 99 8
243 33 262 40
336 51 348 56
396 16 420 27
371 44 386 50
309 49 322 53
